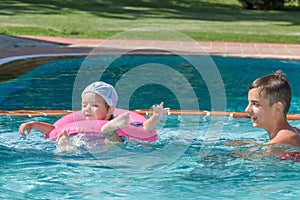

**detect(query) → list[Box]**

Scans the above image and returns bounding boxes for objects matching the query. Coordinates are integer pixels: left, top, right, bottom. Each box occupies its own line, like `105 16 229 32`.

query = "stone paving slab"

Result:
1 34 300 60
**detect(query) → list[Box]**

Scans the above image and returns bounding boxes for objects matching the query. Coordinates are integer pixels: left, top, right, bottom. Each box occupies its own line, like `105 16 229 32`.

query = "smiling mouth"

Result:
251 117 258 123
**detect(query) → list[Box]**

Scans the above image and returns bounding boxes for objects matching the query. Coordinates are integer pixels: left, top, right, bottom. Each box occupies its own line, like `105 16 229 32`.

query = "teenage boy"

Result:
245 70 300 146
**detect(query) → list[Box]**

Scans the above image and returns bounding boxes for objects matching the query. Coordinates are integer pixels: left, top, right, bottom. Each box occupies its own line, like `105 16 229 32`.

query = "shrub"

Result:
238 0 285 10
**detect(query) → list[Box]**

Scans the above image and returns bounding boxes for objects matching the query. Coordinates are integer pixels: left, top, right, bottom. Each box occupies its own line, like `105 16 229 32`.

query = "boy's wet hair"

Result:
249 70 291 116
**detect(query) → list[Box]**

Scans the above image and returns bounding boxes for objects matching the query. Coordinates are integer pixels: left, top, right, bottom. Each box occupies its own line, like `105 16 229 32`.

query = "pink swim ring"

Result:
280 151 300 162
44 108 157 142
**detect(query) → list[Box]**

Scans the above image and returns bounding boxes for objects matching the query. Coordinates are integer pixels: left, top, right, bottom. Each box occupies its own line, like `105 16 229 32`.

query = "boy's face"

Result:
81 92 113 120
245 88 276 129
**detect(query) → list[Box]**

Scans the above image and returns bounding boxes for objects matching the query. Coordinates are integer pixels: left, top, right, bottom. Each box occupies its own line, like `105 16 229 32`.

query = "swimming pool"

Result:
1 55 300 199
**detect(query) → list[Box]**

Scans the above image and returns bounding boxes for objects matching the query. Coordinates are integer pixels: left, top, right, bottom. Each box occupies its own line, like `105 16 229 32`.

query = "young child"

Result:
19 81 167 144
245 70 300 146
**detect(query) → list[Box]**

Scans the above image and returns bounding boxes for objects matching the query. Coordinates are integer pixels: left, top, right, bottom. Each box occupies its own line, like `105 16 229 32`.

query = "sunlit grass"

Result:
0 0 299 43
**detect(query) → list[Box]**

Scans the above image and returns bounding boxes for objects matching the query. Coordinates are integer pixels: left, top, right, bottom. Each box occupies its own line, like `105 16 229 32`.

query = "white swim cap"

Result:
82 81 118 107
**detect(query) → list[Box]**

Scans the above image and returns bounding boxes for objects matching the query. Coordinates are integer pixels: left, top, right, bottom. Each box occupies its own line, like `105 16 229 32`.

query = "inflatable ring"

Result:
280 151 300 162
45 108 157 142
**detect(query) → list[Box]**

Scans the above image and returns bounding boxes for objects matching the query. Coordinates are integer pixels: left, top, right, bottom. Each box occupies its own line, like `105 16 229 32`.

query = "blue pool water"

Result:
1 56 300 112
1 55 300 199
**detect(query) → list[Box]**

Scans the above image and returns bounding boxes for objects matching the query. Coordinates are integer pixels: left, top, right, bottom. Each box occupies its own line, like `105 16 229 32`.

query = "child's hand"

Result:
56 130 70 144
56 130 74 152
151 102 170 120
19 122 34 137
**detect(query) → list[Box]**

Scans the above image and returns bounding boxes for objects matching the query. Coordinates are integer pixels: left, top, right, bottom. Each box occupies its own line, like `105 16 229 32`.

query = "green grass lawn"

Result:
0 0 300 43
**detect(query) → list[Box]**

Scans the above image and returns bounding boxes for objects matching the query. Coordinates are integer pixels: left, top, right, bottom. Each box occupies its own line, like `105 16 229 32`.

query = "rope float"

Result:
1 109 300 120
0 110 74 117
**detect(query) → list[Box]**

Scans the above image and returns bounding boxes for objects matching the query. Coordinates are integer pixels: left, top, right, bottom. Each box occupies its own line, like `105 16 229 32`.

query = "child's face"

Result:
245 88 276 129
81 92 113 120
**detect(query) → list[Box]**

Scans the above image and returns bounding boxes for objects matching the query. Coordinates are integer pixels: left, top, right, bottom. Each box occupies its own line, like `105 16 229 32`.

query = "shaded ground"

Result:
0 34 92 59
0 34 62 48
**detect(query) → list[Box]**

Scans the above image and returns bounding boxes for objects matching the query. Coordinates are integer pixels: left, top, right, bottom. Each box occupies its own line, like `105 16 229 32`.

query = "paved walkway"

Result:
1 35 300 60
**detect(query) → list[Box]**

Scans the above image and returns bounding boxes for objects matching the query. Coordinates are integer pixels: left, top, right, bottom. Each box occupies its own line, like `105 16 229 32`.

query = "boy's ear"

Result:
274 101 284 113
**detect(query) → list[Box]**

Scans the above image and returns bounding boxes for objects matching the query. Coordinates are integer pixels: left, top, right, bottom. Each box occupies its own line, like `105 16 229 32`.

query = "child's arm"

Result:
19 121 55 137
101 112 130 142
142 102 169 132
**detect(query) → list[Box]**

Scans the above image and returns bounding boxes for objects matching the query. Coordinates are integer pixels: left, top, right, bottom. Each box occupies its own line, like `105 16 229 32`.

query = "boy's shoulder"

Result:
269 128 300 146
